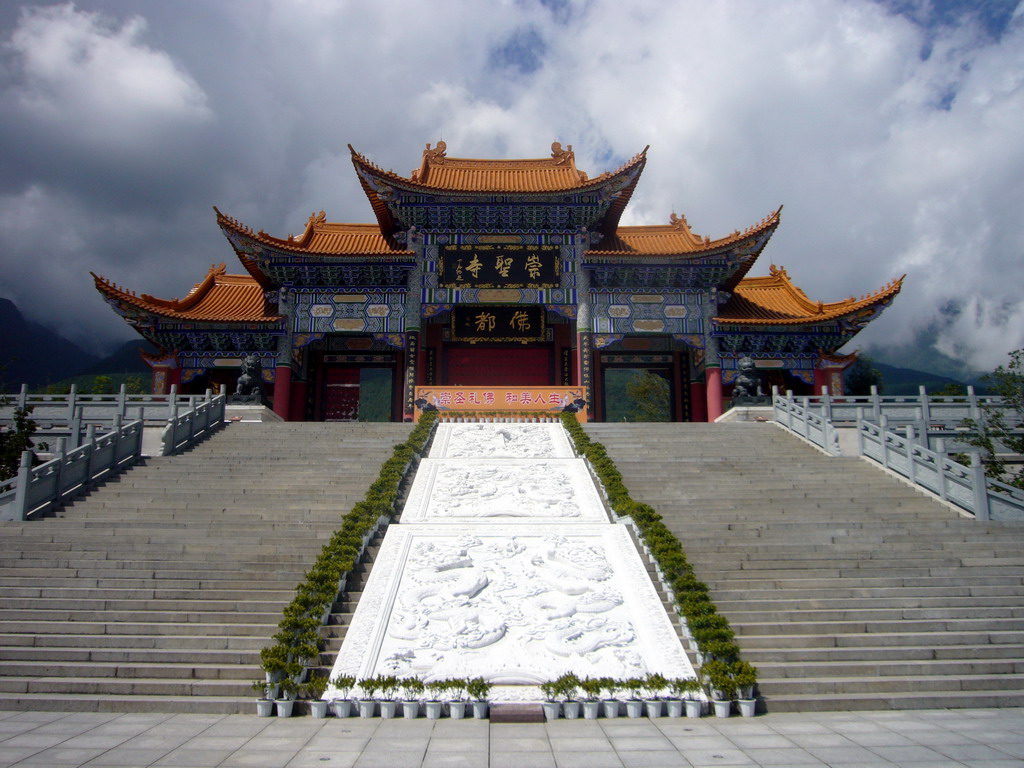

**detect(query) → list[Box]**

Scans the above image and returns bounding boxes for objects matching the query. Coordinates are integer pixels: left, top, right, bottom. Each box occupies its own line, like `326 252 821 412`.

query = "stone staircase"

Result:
0 421 411 713
586 421 1024 711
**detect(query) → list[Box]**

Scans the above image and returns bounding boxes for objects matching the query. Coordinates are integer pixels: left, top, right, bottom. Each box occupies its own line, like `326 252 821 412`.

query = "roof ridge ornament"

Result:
424 140 447 163
308 210 327 227
551 141 574 165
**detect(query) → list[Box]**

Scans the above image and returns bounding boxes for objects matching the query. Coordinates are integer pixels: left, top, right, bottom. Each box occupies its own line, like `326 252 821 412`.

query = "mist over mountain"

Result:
0 298 99 388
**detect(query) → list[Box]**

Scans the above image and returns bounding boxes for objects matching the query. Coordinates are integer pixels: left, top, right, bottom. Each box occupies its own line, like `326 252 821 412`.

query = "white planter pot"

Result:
379 701 398 719
645 700 664 718
424 701 444 720
685 699 703 718
582 701 600 720
331 699 352 718
665 699 684 718
471 700 489 719
625 700 644 718
402 700 420 719
542 701 560 721
358 699 376 718
255 699 274 717
449 701 467 720
563 701 580 719
713 699 732 718
738 698 757 718
602 699 620 718
309 700 330 719
275 699 294 718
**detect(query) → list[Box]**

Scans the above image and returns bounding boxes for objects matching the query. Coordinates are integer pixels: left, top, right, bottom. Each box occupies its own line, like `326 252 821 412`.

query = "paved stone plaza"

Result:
1 708 1022 767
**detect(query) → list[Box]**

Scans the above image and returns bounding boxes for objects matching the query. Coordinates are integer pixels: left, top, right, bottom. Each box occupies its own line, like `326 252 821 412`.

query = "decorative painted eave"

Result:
214 207 413 259
589 207 781 259
92 265 281 324
348 142 648 234
717 266 905 327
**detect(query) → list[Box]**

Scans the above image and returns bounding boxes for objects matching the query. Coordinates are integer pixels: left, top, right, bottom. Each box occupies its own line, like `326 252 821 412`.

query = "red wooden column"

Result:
706 366 723 422
273 365 292 421
690 380 708 422
814 368 829 395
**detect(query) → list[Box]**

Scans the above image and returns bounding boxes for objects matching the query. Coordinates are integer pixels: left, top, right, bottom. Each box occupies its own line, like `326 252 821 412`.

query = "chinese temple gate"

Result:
93 141 902 422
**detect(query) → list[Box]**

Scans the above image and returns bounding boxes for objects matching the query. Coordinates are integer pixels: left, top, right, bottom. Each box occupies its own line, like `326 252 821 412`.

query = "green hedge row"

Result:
260 413 438 683
559 414 757 691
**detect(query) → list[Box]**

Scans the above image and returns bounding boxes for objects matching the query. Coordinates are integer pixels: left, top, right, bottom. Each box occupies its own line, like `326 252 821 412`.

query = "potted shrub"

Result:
251 680 275 717
644 673 668 718
424 679 448 720
539 679 561 721
621 678 645 718
579 677 603 719
599 677 620 718
378 675 400 719
732 661 758 717
446 678 468 720
664 678 686 718
401 677 424 719
682 677 704 718
275 677 298 718
357 676 380 718
556 673 580 720
701 661 736 718
305 673 331 718
466 677 492 719
329 674 355 718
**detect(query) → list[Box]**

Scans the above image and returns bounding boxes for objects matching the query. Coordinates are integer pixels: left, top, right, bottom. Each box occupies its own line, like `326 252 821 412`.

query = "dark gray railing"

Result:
772 390 1024 522
0 417 144 521
161 392 226 456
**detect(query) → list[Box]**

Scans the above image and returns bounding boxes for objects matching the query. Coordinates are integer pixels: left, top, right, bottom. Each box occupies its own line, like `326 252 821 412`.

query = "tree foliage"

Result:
844 354 884 395
960 349 1024 489
625 370 671 422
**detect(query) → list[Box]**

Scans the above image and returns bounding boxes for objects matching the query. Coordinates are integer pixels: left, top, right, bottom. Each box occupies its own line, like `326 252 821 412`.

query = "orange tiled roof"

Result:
92 265 280 323
718 265 904 325
214 208 411 256
589 209 782 256
350 141 647 193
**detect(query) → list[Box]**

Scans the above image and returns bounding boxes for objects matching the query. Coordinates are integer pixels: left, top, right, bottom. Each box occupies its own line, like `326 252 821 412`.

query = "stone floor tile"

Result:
491 752 555 768
492 723 550 737
152 747 235 766
805 746 885 763
352 751 425 768
81 747 167 766
738 747 827 766
219 749 306 767
284 751 361 768
420 753 486 768
19 747 109 765
424 736 488 752
607 735 675 751
841 731 916 748
1 733 72 749
786 733 860 748
675 747 755 766
365 735 429 751
553 751 624 768
491 736 551 752
665 735 736 751
58 734 136 750
7 712 65 723
601 724 666 738
723 734 796 750
0 747 45 765
0 722 40 736
616 750 692 768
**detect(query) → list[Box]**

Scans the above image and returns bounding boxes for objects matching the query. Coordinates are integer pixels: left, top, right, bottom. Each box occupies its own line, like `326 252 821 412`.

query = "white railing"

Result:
795 385 1009 427
161 392 226 456
772 392 841 456
858 416 1024 522
0 416 144 521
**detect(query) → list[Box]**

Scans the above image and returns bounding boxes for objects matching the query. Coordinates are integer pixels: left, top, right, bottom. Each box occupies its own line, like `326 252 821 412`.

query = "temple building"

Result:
93 141 903 422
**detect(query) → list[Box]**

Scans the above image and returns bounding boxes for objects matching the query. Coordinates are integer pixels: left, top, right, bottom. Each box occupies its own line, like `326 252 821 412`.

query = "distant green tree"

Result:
90 375 114 394
626 370 671 422
936 382 967 397
845 354 884 395
960 349 1024 489
124 376 146 395
1 362 38 480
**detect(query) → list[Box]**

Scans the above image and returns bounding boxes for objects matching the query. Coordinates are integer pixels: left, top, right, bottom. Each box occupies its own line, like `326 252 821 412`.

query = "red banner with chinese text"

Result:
413 386 588 422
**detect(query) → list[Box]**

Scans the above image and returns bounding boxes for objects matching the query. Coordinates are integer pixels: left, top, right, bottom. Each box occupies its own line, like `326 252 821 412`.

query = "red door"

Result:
446 347 551 386
323 367 360 421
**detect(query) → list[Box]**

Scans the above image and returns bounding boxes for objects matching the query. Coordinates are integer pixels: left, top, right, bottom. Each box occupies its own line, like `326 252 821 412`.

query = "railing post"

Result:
967 385 981 422
856 408 865 456
906 425 917 484
871 385 881 423
919 386 931 425
70 406 83 450
914 407 928 447
168 385 178 420
785 390 794 430
117 383 128 419
935 438 949 502
879 415 889 468
970 451 990 521
12 451 33 521
111 414 122 462
52 437 66 509
821 386 832 422
17 384 28 411
67 384 78 423
84 423 97 484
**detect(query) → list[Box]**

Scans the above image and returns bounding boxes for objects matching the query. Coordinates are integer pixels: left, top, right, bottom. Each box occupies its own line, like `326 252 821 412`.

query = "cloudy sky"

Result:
0 0 1021 369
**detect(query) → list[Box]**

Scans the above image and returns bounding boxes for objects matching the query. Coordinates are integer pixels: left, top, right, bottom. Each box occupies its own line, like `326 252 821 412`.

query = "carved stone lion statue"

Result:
235 355 263 398
732 356 764 398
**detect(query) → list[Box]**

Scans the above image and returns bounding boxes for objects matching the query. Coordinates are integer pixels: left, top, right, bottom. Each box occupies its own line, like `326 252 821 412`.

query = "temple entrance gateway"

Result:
94 140 904 421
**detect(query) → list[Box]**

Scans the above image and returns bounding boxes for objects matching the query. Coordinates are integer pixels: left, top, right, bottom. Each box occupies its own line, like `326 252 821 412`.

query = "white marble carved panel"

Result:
330 524 694 701
429 423 575 459
402 459 608 524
